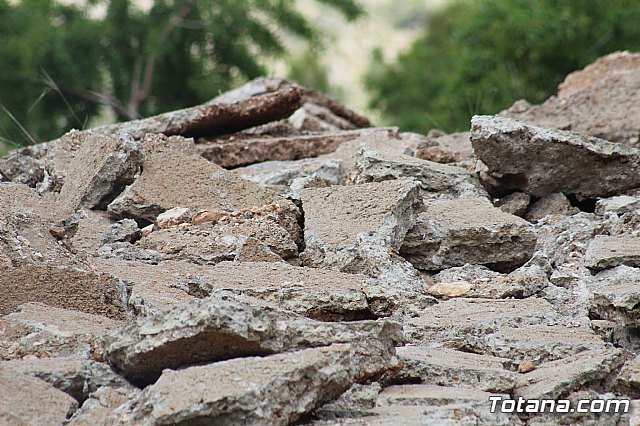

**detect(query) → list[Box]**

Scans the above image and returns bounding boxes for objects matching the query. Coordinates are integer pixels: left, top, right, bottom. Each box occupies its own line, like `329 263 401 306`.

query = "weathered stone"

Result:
401 197 537 272
585 235 640 270
129 341 397 425
524 193 579 223
495 192 531 217
69 386 139 426
233 157 343 195
92 84 303 139
0 367 78 425
107 134 296 226
615 356 640 398
103 295 402 385
101 218 140 245
353 149 486 198
0 303 122 361
376 384 508 407
595 195 640 216
0 356 130 403
313 383 381 420
413 130 474 164
0 153 45 187
0 264 126 319
394 347 517 392
515 348 625 400
58 132 142 211
589 265 640 326
197 130 362 168
301 179 425 291
471 115 640 197
502 51 640 146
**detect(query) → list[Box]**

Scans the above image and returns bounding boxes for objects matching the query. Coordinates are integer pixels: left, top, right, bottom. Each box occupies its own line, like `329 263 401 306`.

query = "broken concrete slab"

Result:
615 356 640 398
0 264 126 319
92 84 303 139
471 116 640 198
1 356 130 403
589 265 640 326
502 51 640 146
106 134 298 227
312 383 381 420
197 130 362 168
0 152 45 187
595 195 640 216
129 341 397 425
393 347 517 392
0 303 122 361
58 132 142 211
103 295 402 385
301 179 426 291
585 235 640 270
375 384 507 407
401 197 537 272
353 149 486 198
405 297 558 346
0 367 78 425
515 348 625 400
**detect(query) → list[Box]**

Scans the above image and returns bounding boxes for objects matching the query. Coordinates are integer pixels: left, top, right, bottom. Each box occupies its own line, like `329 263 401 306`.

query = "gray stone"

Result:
301 179 426 292
58 132 142 211
69 386 139 426
413 130 474 164
589 265 640 326
101 219 140 245
585 235 640 270
129 341 398 425
524 193 579 223
313 383 381 420
595 195 640 216
103 295 402 385
0 153 45 187
401 197 537 272
0 356 131 403
0 367 78 425
353 149 486 198
495 192 530 217
471 115 640 197
615 355 640 398
515 348 625 400
394 347 517 392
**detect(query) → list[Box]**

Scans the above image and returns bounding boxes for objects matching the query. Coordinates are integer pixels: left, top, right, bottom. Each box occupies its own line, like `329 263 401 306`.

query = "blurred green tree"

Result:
0 0 363 148
366 0 640 134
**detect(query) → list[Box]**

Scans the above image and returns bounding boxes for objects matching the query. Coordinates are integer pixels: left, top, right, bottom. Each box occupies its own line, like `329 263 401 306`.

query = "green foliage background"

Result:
366 0 640 134
0 0 362 150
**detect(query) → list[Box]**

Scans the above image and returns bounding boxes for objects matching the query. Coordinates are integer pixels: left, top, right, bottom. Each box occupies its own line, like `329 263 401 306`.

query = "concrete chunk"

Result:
401 198 537 272
589 265 640 326
0 367 78 425
301 179 425 291
107 134 296 225
130 341 397 425
58 132 142 211
471 115 640 198
103 295 402 385
515 348 625 400
585 235 640 270
394 347 517 392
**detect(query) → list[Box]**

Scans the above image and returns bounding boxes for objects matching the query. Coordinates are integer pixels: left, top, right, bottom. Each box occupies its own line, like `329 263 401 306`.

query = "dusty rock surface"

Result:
2 62 640 424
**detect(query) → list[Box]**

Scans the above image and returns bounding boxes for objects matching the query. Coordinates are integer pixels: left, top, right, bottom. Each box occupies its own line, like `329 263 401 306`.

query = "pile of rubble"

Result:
1 52 640 425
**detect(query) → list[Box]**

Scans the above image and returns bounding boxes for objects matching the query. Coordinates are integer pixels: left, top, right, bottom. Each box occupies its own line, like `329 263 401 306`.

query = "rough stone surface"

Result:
515 348 625 400
353 148 486 198
524 192 579 223
413 130 474 164
58 132 142 211
401 197 537 272
595 195 640 216
104 295 402 385
301 179 425 291
585 235 640 270
615 355 640 398
0 367 78 425
394 347 517 392
471 115 640 197
129 341 397 425
588 265 640 326
107 134 295 225
0 153 45 187
69 386 139 426
503 51 640 146
495 192 531 217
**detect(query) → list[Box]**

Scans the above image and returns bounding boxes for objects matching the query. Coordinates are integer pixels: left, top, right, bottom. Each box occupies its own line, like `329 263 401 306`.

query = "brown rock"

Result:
0 367 78 425
413 130 474 164
518 360 536 374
